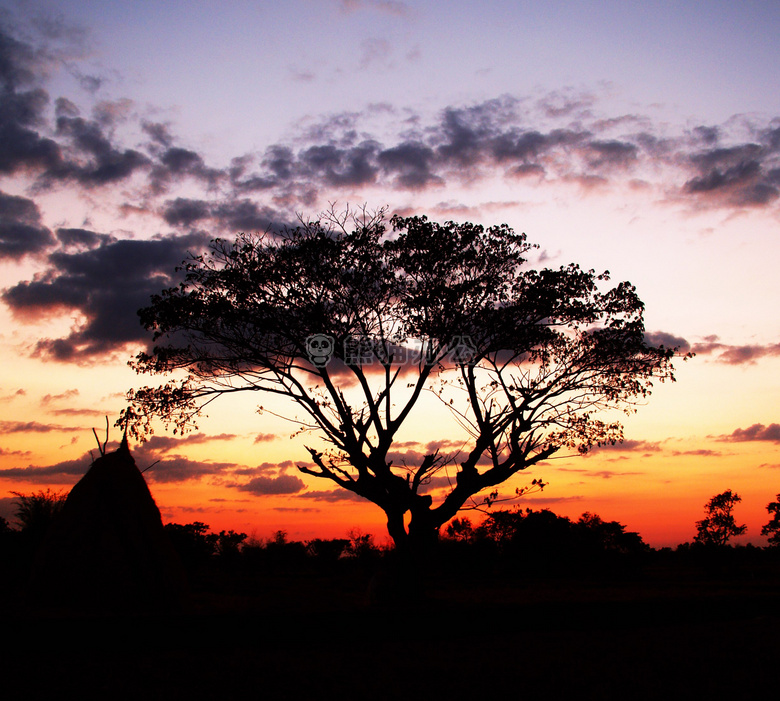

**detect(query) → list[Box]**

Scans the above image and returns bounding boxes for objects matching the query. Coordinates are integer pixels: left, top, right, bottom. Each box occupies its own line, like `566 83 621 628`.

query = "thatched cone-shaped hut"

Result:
30 436 187 612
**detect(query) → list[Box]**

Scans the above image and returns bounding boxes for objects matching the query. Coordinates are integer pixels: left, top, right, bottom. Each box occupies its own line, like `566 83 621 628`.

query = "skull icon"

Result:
305 334 335 368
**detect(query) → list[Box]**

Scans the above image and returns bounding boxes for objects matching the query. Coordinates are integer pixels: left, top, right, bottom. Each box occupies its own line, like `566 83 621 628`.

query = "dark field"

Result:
3 560 779 700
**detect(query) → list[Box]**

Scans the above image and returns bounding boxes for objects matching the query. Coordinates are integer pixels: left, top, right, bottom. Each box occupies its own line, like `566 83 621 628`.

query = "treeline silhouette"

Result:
4 496 780 606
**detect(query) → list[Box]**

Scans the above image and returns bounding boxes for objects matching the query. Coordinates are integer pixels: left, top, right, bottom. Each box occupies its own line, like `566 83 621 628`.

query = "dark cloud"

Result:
377 141 439 188
644 331 691 354
0 439 240 485
2 231 209 360
0 457 88 484
141 455 237 483
142 120 174 147
586 140 638 170
50 113 150 186
55 227 111 249
162 197 211 226
692 125 719 145
232 474 306 495
299 140 379 187
0 27 63 175
0 189 55 258
151 146 223 190
683 136 780 207
719 423 780 443
211 199 280 232
261 146 295 181
3 14 780 373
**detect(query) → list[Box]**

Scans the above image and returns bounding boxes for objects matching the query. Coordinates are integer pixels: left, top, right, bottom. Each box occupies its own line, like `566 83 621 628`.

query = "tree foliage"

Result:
121 207 682 551
694 490 747 547
761 494 780 547
11 488 67 537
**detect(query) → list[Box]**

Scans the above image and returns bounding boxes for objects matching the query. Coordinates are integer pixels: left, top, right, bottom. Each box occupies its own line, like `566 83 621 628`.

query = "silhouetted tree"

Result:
577 512 647 556
444 517 475 542
121 206 682 564
761 494 780 547
694 490 746 546
11 489 66 542
164 521 218 566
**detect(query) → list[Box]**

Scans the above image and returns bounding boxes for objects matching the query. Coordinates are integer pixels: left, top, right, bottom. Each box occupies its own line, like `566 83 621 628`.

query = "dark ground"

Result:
2 563 779 700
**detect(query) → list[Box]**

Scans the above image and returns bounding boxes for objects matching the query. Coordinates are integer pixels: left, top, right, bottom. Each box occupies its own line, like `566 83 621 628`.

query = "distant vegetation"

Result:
3 487 779 601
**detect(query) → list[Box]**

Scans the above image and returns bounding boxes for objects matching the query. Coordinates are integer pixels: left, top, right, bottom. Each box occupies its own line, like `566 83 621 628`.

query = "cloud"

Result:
681 127 780 208
0 388 26 402
231 474 306 495
3 17 780 366
134 433 238 454
719 423 780 443
2 231 210 360
586 140 638 170
0 420 72 433
151 146 223 191
0 26 64 176
582 439 662 456
0 455 91 484
298 488 369 502
140 455 237 483
691 336 780 365
644 331 691 353
0 190 55 258
556 466 645 478
670 448 723 457
41 388 79 404
0 433 245 484
45 111 149 187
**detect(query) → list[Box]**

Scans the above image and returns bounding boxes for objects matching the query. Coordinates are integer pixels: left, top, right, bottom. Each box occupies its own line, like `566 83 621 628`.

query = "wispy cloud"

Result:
691 336 780 365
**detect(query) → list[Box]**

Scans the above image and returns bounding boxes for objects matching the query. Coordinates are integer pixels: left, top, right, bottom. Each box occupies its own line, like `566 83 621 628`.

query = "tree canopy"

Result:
121 207 683 551
694 490 747 547
760 494 780 546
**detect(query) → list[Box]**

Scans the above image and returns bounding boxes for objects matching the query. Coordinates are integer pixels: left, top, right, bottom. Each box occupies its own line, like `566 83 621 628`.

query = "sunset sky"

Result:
1 0 779 547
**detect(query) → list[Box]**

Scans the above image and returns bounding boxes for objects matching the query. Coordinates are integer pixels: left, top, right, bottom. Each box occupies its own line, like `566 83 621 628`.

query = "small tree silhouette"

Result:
760 494 780 547
693 490 746 546
11 489 67 538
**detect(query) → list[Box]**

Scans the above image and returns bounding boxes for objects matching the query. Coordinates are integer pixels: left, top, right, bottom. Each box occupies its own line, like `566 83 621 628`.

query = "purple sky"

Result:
1 0 778 543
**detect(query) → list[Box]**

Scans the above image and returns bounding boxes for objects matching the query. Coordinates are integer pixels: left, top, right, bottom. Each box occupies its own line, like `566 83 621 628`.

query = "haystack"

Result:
30 436 186 612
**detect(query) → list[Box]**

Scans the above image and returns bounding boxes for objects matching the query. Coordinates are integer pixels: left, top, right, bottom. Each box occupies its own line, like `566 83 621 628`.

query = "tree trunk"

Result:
368 509 439 607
